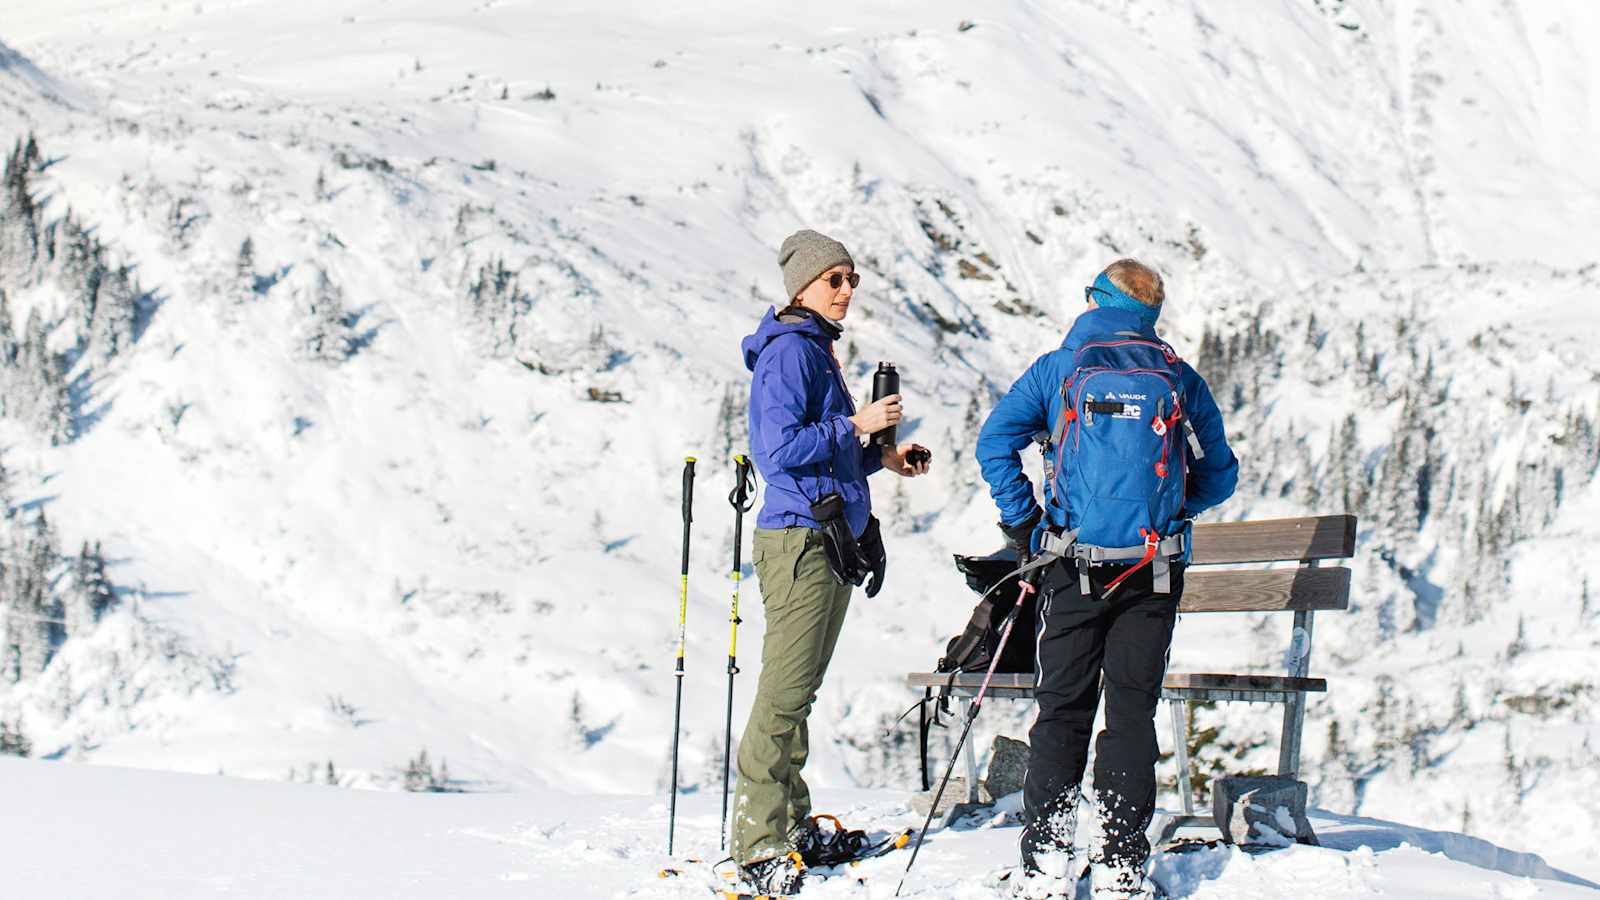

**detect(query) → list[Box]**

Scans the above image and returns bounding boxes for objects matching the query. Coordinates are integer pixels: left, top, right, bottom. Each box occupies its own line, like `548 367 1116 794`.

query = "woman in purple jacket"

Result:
728 229 929 894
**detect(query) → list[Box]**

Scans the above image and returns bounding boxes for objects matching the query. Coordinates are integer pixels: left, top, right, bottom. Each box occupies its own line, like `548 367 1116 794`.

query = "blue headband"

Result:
1088 272 1161 327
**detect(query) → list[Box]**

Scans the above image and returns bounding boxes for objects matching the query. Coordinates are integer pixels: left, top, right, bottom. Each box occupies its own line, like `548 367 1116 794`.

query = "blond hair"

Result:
1103 259 1165 306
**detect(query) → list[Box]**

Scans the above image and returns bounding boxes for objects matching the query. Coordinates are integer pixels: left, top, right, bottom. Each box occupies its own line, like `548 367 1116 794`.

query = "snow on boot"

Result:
1011 856 1081 900
786 817 822 858
1089 860 1155 899
1016 785 1084 900
1020 785 1081 877
735 852 805 897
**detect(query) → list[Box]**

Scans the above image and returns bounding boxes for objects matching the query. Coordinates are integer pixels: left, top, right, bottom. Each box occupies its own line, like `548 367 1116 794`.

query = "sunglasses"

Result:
1084 285 1112 304
823 271 860 290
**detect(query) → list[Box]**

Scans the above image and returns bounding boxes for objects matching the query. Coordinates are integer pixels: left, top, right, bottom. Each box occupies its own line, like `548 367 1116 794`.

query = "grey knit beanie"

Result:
778 229 854 300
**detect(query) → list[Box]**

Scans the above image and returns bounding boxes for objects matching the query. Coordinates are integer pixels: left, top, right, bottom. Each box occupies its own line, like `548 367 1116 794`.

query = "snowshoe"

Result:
720 851 805 899
850 826 913 863
1157 835 1224 854
657 856 707 879
791 814 909 868
791 814 866 866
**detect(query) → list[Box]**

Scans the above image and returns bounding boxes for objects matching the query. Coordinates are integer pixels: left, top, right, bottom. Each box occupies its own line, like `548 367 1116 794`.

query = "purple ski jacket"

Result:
742 307 882 538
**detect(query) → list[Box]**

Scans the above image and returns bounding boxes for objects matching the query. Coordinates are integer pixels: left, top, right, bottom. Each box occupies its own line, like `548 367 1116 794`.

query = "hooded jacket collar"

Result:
741 306 842 371
1061 306 1157 352
776 304 843 339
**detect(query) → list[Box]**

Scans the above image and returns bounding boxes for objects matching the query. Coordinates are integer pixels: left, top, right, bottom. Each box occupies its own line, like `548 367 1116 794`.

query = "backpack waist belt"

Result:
1039 530 1187 595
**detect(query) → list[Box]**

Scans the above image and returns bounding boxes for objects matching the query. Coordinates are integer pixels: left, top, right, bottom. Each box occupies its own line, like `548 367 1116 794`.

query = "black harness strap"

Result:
917 687 932 791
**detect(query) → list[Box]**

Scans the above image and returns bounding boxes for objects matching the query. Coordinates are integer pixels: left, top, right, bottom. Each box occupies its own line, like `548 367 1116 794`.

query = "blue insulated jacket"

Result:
743 308 882 537
976 306 1238 537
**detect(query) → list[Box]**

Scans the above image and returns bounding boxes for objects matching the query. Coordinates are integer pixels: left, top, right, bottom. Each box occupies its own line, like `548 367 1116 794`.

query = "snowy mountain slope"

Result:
0 0 1597 886
0 37 74 113
3 756 1596 899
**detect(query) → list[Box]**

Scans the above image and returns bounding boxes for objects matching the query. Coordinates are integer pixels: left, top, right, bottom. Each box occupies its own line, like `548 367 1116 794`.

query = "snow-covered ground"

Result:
2 0 1599 895
5 756 1596 899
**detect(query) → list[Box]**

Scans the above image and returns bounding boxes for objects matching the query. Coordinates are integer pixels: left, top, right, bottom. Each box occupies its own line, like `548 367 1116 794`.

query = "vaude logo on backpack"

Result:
1046 333 1205 594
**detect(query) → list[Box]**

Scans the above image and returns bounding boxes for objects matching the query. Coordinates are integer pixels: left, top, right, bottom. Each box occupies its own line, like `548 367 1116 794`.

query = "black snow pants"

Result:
1020 557 1181 874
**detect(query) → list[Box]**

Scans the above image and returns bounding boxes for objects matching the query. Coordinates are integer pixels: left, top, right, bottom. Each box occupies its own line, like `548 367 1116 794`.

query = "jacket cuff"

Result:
862 441 884 476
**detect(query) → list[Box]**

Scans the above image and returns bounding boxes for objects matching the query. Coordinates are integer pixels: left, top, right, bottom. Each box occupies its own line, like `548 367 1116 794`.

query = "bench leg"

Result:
1278 693 1305 778
1278 609 1315 778
1169 699 1194 816
960 697 980 803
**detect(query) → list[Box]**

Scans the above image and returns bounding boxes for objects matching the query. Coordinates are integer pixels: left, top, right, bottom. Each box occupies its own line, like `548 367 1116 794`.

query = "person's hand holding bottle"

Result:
849 393 902 437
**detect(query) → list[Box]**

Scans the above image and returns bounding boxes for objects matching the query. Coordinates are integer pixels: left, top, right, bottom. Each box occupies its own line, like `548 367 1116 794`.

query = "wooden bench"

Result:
905 514 1356 838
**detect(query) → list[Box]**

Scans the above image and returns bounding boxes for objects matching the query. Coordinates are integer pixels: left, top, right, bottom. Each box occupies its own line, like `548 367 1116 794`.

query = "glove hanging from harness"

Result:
857 515 887 598
810 492 872 589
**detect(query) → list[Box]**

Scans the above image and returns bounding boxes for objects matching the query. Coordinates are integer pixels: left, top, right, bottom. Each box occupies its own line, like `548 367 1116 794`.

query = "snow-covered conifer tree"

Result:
63 541 115 638
234 237 256 304
88 264 138 362
462 257 529 357
0 137 42 277
299 267 353 364
0 717 31 757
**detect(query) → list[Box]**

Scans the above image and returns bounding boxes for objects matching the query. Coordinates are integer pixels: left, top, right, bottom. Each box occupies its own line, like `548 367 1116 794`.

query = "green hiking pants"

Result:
729 526 853 864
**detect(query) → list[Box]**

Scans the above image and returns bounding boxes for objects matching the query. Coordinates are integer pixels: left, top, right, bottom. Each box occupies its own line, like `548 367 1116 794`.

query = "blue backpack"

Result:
1043 333 1203 594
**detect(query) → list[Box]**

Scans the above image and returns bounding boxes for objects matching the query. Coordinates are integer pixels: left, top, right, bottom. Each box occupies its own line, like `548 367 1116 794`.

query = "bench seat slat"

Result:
1190 515 1356 565
906 672 1035 690
1180 566 1350 613
904 671 1326 693
1164 672 1326 692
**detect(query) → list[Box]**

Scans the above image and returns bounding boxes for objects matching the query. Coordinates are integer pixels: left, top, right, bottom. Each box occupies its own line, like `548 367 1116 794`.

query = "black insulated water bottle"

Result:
870 362 899 447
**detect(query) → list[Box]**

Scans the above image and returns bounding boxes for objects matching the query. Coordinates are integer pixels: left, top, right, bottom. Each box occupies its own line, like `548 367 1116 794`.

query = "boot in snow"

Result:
1012 862 1083 899
1017 785 1083 898
1020 785 1081 874
735 852 805 897
1089 860 1159 899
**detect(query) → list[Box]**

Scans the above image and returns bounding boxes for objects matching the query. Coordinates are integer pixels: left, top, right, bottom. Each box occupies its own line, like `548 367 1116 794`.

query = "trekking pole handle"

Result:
682 457 697 528
727 454 750 665
677 457 697 668
730 454 754 511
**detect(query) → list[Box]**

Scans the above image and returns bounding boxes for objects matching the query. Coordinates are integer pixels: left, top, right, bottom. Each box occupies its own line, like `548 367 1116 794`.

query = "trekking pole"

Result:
895 569 1042 897
719 454 756 851
667 456 696 856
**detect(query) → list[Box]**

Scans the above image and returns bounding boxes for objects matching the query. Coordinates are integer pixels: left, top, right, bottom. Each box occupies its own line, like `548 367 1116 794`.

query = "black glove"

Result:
998 506 1043 559
858 515 887 598
811 493 870 587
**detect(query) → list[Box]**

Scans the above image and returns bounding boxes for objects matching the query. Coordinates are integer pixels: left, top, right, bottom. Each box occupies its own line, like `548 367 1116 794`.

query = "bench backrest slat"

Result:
1190 515 1356 565
1180 566 1350 613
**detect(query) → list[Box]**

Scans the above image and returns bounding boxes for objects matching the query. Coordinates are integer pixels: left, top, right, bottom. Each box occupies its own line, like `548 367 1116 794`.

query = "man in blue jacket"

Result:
730 229 930 895
976 259 1237 899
